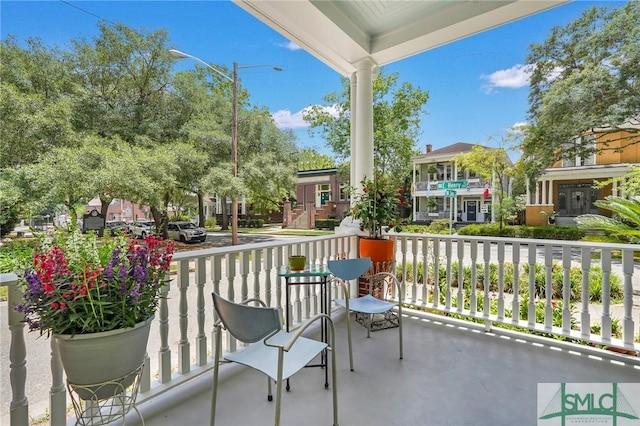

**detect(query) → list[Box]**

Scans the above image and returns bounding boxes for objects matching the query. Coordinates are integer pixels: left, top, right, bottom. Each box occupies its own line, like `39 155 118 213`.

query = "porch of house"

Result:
3 232 640 426
125 309 639 426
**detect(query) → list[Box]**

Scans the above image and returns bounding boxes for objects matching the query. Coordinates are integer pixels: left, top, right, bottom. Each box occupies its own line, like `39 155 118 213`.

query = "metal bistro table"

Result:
278 264 332 389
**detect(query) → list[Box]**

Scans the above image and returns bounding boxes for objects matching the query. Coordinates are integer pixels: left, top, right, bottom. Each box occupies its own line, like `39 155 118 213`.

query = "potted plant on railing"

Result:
347 176 406 299
16 230 174 420
348 176 406 263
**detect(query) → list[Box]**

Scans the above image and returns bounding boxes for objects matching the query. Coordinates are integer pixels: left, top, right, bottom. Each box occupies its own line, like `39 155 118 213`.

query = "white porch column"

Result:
352 59 374 189
491 170 496 223
350 72 357 200
412 163 417 219
535 182 541 205
526 180 531 205
542 179 547 205
547 179 554 205
613 179 618 197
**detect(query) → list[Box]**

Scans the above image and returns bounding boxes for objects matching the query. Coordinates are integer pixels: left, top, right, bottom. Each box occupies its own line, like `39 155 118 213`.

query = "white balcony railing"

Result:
2 232 639 426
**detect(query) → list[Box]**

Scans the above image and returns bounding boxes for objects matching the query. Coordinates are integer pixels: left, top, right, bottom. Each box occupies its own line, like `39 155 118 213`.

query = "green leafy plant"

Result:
16 231 175 336
348 177 407 239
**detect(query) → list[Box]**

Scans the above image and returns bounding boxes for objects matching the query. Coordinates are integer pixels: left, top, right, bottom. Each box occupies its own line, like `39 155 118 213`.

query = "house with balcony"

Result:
526 129 640 226
411 142 512 224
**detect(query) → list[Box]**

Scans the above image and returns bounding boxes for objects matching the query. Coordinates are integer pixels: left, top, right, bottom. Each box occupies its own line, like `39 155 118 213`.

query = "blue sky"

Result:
1 0 627 158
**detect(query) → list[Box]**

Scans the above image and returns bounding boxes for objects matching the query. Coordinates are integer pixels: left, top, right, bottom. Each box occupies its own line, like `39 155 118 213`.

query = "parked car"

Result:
105 220 129 236
167 221 207 243
130 220 155 239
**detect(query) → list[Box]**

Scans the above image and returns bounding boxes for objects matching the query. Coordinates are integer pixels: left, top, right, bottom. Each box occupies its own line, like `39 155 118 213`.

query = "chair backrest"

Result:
327 257 373 281
212 292 281 343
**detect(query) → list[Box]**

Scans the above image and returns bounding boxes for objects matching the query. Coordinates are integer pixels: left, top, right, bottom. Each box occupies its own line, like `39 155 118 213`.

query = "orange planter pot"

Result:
359 238 395 264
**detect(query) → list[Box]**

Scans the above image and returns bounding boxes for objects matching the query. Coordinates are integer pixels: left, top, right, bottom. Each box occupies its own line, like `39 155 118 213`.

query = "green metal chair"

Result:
328 257 404 371
211 292 339 426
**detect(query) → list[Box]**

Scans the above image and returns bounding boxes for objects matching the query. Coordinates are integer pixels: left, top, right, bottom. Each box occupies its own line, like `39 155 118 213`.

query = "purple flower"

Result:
133 265 147 283
130 283 141 299
23 270 43 296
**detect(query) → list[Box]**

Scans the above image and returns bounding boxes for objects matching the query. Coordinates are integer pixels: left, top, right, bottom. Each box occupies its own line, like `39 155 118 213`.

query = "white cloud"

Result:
481 64 534 92
272 109 309 129
510 122 528 133
281 40 301 51
272 105 341 130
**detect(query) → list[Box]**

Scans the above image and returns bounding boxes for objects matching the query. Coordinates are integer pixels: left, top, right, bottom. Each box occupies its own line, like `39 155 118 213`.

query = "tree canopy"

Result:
0 21 298 234
522 1 640 171
303 68 429 190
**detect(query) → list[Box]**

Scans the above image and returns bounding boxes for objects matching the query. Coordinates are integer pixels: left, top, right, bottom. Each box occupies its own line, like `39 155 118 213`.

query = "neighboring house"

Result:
526 129 640 226
284 168 350 229
411 143 512 224
84 198 150 222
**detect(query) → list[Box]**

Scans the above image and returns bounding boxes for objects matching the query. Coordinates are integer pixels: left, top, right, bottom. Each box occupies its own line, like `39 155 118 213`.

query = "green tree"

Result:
70 22 177 144
523 1 640 169
25 141 106 227
454 140 515 229
0 169 25 236
238 107 298 213
0 37 76 167
304 68 429 190
297 148 336 171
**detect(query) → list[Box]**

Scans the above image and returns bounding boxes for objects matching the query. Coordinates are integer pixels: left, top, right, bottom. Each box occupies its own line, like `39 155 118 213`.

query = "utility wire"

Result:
59 0 117 25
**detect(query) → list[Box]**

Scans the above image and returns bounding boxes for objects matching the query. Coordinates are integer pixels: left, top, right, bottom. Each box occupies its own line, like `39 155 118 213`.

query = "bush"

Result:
402 259 621 304
315 219 340 230
205 217 217 228
457 224 585 240
0 239 37 274
0 208 20 238
238 218 264 228
429 219 451 234
521 262 622 303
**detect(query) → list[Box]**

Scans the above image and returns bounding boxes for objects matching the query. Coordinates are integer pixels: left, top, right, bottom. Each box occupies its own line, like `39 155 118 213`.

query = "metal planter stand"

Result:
68 363 145 426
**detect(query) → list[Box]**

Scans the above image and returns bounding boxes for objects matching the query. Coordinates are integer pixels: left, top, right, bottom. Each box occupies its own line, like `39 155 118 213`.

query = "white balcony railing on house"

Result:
2 232 640 426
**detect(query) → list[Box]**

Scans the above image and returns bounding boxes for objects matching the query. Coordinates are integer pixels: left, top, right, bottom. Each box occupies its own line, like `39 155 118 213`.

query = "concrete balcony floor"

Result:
130 312 640 426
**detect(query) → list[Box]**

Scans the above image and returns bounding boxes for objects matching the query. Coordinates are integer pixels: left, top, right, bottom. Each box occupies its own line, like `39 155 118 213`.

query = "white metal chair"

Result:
328 257 403 371
211 292 339 426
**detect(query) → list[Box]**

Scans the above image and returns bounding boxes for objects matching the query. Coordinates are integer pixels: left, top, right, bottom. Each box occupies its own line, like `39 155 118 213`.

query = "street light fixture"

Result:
168 49 281 245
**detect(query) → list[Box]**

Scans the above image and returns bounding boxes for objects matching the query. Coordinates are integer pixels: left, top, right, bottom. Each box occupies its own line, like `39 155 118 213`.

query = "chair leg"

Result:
398 312 403 360
345 310 354 371
274 350 285 426
210 329 222 426
329 321 339 426
267 377 273 401
366 313 372 338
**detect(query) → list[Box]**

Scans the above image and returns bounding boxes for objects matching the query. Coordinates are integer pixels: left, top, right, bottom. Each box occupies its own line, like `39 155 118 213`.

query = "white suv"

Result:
167 221 207 243
130 220 155 239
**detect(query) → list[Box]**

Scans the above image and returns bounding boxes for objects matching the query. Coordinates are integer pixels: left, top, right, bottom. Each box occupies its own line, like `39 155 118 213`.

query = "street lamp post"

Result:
168 49 280 245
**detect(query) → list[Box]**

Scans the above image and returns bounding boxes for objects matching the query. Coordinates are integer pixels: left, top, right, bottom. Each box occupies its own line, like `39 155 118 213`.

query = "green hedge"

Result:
315 219 340 230
457 224 585 240
238 218 264 228
397 260 623 304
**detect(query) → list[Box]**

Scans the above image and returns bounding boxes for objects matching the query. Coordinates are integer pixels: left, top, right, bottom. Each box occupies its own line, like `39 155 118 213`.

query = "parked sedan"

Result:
167 221 207 243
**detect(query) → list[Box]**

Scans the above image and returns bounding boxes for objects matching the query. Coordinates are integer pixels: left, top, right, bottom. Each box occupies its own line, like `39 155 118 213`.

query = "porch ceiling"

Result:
232 0 570 76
